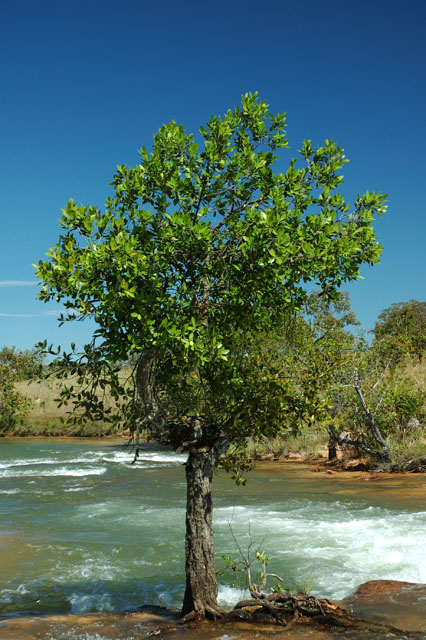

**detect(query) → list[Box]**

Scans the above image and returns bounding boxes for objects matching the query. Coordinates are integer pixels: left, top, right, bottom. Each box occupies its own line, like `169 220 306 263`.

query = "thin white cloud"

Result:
0 309 65 319
0 313 38 318
0 280 37 287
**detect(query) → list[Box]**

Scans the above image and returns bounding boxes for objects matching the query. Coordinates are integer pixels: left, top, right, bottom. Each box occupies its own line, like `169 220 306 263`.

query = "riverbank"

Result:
2 580 426 640
4 431 426 477
7 363 426 471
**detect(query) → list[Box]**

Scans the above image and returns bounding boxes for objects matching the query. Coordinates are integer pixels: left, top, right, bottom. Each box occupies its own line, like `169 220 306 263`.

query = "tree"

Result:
0 345 44 380
36 93 386 619
373 300 426 363
237 294 359 451
0 359 32 434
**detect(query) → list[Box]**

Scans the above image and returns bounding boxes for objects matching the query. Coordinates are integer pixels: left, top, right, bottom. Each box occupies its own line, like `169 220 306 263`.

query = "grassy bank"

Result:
8 359 426 471
13 377 122 436
246 431 329 459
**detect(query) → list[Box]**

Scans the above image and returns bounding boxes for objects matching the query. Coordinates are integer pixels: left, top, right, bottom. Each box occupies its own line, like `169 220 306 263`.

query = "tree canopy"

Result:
373 299 426 363
37 93 386 441
36 93 386 618
0 345 44 380
0 346 36 434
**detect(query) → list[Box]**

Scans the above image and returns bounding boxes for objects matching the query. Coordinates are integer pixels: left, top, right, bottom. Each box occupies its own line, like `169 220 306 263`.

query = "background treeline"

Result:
247 296 426 468
0 346 43 434
0 345 117 436
1 297 426 468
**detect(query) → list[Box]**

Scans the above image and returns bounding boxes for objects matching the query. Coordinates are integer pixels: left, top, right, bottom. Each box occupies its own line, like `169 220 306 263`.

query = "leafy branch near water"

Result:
3 295 426 467
219 524 286 597
0 344 126 436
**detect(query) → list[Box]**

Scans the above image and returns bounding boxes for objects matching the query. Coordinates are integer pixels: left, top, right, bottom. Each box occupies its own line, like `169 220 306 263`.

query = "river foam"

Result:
0 447 187 481
2 441 426 617
0 466 108 478
214 502 426 600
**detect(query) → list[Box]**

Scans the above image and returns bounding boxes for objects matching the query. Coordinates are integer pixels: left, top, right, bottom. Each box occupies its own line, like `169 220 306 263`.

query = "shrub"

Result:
0 365 32 434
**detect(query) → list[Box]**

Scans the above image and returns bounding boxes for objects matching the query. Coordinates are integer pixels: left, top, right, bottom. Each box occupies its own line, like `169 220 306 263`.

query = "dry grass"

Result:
398 359 426 388
16 377 72 420
11 358 426 449
247 430 329 459
14 377 120 436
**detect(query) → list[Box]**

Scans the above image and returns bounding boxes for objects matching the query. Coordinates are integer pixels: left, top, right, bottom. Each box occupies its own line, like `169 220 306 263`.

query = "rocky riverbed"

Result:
2 581 426 640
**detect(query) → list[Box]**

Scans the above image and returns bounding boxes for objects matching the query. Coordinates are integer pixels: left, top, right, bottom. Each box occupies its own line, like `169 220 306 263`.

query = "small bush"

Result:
379 378 426 438
0 366 32 434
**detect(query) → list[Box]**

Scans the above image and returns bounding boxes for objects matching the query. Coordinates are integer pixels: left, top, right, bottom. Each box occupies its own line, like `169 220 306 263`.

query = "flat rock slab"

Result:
0 611 340 640
0 609 179 640
3 584 426 640
344 579 426 631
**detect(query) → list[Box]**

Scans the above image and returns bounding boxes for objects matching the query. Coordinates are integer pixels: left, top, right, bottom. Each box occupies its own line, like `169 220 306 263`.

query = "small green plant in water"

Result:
219 525 287 597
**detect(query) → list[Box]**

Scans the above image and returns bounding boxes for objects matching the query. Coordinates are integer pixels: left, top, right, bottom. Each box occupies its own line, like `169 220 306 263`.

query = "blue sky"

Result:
1 0 425 351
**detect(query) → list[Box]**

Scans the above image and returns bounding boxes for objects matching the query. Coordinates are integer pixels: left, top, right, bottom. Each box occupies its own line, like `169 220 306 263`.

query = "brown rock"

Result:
354 579 419 596
335 431 360 460
344 580 426 632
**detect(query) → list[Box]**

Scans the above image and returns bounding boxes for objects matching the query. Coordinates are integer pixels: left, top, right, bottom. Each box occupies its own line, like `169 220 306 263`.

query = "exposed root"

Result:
146 593 424 638
204 603 225 620
179 603 224 624
178 609 200 624
224 592 425 636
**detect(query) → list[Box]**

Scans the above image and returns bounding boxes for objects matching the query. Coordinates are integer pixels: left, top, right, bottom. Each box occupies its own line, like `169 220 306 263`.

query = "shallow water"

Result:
2 439 426 637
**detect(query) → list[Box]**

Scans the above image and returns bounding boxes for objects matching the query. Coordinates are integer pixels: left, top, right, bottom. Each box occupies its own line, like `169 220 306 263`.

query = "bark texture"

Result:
181 448 223 620
135 348 167 443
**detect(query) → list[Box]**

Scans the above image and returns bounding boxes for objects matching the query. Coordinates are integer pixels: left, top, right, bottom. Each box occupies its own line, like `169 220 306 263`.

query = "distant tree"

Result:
307 298 426 464
327 330 426 464
373 300 426 363
305 290 359 390
36 93 386 619
244 292 361 451
223 315 333 462
0 360 32 434
0 345 44 380
306 290 358 337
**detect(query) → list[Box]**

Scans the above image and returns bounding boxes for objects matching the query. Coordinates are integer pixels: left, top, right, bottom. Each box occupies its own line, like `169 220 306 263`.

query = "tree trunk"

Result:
353 375 391 461
135 350 226 619
181 448 223 620
328 434 337 461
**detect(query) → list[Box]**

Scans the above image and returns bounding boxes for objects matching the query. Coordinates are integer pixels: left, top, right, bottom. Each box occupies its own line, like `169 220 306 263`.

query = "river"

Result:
1 438 426 638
